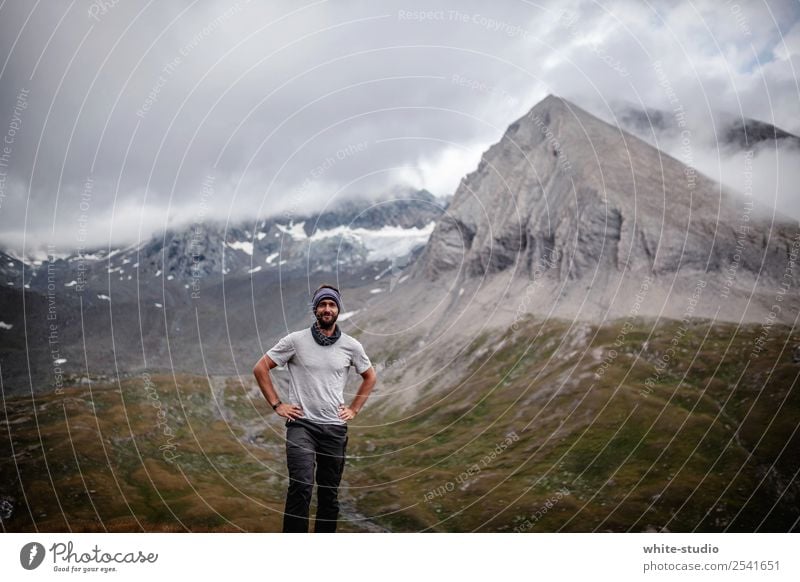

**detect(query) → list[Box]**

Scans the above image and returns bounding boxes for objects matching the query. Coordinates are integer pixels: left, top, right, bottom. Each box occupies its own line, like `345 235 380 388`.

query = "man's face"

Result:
315 298 339 329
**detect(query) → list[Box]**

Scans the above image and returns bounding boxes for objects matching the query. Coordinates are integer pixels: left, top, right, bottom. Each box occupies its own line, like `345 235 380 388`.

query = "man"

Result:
252 284 377 533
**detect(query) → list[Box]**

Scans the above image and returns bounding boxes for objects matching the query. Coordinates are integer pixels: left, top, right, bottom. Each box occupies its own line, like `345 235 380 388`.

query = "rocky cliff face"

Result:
410 95 799 323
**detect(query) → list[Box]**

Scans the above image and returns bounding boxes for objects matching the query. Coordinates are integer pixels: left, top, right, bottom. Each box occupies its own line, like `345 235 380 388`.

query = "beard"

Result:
315 310 338 330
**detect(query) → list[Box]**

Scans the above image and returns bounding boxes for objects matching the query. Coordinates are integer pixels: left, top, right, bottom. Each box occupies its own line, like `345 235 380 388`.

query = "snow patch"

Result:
308 222 436 261
228 240 254 256
276 221 308 240
72 252 105 261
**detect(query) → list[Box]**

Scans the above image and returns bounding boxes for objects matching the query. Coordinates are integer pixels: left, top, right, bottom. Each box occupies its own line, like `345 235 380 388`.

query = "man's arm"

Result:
338 367 377 421
252 354 303 420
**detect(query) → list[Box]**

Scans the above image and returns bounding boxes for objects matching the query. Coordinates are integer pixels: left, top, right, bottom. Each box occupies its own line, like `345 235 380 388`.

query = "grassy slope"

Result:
1 316 798 532
1 374 289 532
346 316 800 532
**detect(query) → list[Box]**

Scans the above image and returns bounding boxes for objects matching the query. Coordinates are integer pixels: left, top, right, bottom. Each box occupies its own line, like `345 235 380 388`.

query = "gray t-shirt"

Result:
266 327 372 425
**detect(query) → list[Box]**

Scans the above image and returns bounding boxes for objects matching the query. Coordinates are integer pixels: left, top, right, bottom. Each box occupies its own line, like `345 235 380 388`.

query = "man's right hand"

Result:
275 403 303 420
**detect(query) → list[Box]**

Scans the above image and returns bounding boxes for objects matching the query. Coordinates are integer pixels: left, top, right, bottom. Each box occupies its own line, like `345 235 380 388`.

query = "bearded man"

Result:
253 284 377 532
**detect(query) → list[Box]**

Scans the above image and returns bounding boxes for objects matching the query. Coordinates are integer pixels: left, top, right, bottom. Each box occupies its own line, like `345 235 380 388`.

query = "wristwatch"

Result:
271 400 281 410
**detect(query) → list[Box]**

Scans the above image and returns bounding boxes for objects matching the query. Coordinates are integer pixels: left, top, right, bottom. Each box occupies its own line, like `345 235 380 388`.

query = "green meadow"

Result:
2 317 798 532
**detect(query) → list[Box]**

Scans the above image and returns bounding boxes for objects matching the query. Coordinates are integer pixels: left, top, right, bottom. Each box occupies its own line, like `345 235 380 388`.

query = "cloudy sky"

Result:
0 0 798 256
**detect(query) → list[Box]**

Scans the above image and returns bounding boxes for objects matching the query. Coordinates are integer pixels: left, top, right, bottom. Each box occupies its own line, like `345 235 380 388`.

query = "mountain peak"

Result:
504 93 574 135
411 94 799 323
536 93 566 107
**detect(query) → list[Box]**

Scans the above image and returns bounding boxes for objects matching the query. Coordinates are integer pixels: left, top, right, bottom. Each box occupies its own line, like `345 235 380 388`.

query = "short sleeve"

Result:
265 334 296 367
351 340 372 374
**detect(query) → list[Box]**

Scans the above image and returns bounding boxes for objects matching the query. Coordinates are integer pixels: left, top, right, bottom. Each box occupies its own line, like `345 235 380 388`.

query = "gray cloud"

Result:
0 0 798 257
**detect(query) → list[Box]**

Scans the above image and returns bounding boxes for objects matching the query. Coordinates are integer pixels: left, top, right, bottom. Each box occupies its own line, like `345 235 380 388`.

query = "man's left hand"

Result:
338 405 357 421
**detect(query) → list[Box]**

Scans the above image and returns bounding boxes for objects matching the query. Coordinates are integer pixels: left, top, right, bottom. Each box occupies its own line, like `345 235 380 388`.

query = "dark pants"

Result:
283 418 348 533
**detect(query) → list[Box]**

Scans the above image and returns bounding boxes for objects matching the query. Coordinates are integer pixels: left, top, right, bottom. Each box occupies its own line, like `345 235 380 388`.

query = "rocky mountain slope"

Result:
0 190 444 395
337 95 800 429
402 95 798 327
